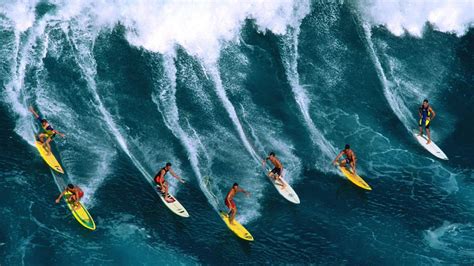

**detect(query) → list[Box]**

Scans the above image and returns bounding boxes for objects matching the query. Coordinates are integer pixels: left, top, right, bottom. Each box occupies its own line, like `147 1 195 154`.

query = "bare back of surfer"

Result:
225 183 250 225
55 184 83 210
262 152 286 189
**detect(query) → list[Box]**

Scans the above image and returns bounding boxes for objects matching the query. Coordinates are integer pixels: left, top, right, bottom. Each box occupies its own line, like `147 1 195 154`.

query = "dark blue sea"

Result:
1 0 474 264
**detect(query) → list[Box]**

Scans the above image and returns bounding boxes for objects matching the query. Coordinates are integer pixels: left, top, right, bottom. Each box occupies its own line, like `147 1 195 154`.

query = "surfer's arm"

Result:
430 107 436 120
55 189 66 203
169 169 185 183
237 187 250 196
262 157 268 167
332 151 343 164
53 130 65 137
29 106 40 118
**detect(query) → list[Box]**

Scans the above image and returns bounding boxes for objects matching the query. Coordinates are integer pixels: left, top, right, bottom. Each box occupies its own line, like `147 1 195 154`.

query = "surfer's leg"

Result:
426 128 431 144
159 180 166 193
425 120 431 144
340 159 347 167
276 175 286 188
44 138 52 155
163 182 173 202
229 207 236 224
350 162 356 175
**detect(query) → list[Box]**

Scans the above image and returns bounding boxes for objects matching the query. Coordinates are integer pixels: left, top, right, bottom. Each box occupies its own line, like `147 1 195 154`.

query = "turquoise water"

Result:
1 0 473 264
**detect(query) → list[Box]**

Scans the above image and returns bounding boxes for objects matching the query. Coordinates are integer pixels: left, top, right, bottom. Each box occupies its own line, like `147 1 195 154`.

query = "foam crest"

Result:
118 0 311 62
3 0 310 63
0 0 39 32
360 0 474 37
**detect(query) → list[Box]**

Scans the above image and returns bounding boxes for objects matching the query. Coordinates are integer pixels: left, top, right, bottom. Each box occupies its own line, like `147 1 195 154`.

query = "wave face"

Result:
1 0 473 264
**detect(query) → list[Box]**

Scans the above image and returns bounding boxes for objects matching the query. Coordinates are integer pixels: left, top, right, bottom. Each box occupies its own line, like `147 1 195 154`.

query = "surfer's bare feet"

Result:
427 139 431 144
165 196 174 203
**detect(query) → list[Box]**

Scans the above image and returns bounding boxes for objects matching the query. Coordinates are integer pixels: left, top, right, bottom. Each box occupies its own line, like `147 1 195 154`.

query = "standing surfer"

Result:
418 99 436 144
225 183 250 225
29 106 65 155
154 162 185 202
262 152 286 188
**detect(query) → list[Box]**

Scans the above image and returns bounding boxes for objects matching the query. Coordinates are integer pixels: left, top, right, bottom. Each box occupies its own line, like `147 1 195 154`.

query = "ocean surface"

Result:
1 0 473 264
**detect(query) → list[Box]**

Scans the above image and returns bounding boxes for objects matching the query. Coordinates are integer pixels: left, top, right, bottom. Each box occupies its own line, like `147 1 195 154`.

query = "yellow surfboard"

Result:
64 191 96 230
34 140 64 174
220 211 254 241
339 166 372 191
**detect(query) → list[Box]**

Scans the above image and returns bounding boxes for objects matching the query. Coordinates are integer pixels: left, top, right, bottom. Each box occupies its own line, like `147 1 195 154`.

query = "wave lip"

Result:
360 0 474 37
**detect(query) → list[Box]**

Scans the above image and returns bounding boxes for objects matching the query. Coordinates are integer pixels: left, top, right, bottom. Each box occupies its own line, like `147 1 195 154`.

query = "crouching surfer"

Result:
154 162 185 203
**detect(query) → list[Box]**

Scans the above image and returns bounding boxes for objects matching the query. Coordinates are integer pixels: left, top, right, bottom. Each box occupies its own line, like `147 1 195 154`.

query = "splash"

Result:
359 0 474 37
424 221 474 258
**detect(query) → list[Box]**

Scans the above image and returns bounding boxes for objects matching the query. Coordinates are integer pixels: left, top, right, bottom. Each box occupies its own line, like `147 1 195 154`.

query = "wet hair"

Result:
423 99 429 103
345 144 350 150
233 183 239 187
41 119 47 124
67 184 74 189
269 152 275 157
166 162 172 167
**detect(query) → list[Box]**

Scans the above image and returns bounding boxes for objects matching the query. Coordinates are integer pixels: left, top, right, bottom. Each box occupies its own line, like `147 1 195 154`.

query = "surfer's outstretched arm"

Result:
55 189 67 203
53 129 65 137
236 187 250 196
29 106 40 118
332 151 343 165
430 107 436 120
169 169 185 183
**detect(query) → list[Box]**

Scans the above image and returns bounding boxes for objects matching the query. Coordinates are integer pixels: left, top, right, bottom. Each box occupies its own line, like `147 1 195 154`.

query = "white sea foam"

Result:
424 221 474 257
2 0 311 62
360 0 474 37
0 0 39 32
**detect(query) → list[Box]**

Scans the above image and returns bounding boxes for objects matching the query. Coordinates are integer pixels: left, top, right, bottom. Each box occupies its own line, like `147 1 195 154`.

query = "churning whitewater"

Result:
1 0 473 264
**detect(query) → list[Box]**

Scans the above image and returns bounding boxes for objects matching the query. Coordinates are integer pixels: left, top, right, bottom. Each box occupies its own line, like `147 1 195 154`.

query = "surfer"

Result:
262 152 286 188
55 184 83 209
225 183 250 225
29 106 65 155
418 99 436 144
154 162 185 203
333 144 357 175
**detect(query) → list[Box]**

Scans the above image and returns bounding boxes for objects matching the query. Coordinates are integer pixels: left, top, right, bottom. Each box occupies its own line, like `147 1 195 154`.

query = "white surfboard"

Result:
155 185 189 218
413 129 448 160
266 170 300 204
